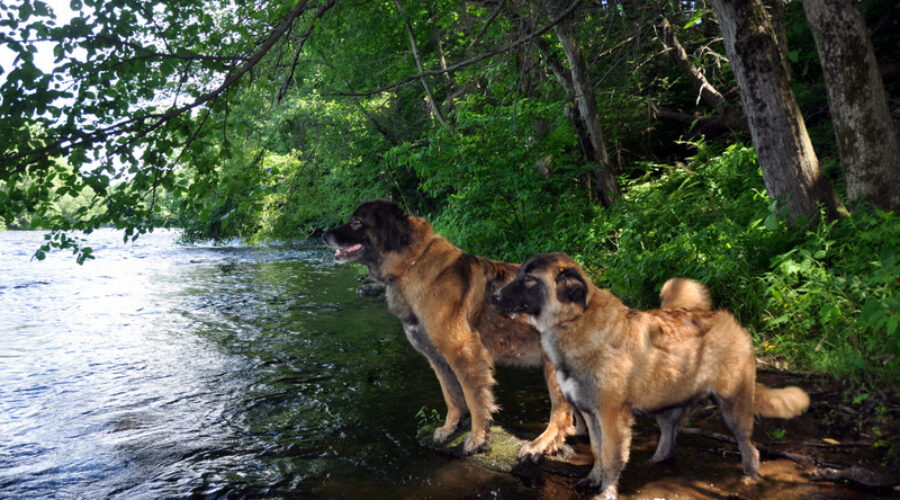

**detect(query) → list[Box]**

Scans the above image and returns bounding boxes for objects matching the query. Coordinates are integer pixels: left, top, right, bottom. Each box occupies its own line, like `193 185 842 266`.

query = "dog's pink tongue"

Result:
337 244 362 258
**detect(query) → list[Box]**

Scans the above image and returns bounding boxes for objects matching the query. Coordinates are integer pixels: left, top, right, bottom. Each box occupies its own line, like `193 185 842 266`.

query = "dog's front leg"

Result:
578 410 605 489
426 356 468 443
519 358 576 462
402 319 468 443
591 405 634 500
441 334 497 455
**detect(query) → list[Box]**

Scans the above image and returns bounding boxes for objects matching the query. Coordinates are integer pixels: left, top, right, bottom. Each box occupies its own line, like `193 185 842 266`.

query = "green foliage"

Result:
2 0 897 387
579 142 791 317
414 406 442 431
386 95 592 261
559 143 898 385
760 207 900 381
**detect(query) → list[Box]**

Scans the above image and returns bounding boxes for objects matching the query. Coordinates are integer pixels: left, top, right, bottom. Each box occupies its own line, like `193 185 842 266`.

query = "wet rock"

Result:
416 424 585 478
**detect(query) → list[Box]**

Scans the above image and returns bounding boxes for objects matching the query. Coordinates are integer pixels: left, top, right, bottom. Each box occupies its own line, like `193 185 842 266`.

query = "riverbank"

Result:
417 368 899 499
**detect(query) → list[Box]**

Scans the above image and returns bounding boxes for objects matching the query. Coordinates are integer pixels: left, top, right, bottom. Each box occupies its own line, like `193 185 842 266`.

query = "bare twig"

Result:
278 0 338 102
469 0 506 48
393 0 449 128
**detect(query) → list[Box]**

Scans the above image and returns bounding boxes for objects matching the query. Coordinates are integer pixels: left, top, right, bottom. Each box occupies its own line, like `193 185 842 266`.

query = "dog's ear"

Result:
375 203 412 252
556 267 587 308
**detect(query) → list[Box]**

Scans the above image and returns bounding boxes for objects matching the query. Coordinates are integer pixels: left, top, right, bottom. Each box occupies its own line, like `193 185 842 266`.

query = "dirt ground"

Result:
421 368 900 499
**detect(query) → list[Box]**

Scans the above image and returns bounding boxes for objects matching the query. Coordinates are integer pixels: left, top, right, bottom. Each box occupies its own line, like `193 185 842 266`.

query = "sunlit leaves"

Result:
1 0 295 259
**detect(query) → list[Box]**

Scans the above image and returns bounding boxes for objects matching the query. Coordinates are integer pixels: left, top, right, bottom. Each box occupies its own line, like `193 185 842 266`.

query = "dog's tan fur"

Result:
494 253 809 499
323 201 574 457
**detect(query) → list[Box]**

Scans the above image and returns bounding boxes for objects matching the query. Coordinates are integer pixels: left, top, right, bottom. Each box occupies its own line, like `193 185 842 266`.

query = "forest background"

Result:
1 0 898 390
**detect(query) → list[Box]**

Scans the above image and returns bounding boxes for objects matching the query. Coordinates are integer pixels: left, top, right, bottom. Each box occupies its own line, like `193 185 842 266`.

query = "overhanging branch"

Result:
3 0 313 172
327 0 582 97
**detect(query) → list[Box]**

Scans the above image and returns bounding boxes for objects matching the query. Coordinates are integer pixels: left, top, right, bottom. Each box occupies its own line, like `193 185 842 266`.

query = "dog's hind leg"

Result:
715 383 760 479
518 358 575 462
650 403 689 463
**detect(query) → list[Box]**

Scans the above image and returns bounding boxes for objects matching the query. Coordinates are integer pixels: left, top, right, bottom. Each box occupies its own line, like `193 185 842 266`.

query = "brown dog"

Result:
323 200 574 457
492 253 810 499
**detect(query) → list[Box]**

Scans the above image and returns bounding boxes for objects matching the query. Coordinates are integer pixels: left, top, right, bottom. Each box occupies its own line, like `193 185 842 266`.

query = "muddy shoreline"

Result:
418 368 900 499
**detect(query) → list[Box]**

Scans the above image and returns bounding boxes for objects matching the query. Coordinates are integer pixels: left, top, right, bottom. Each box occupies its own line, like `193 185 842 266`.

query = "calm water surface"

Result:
0 229 543 499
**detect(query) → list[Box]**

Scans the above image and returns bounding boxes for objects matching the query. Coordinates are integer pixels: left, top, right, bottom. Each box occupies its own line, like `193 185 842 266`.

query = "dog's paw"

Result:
462 432 487 455
517 440 545 463
517 446 544 464
554 443 575 460
432 424 457 444
740 474 762 486
575 475 602 490
596 486 618 500
518 426 569 462
649 449 674 464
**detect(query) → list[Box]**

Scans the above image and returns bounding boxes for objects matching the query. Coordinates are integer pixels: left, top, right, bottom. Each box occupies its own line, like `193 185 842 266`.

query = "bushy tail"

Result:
755 384 810 418
660 278 712 311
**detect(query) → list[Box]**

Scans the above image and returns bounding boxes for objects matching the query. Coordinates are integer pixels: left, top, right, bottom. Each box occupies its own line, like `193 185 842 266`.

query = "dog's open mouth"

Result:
334 243 363 262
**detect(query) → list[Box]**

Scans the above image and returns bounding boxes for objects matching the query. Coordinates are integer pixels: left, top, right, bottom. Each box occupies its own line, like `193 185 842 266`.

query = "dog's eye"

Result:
350 219 363 230
523 276 537 288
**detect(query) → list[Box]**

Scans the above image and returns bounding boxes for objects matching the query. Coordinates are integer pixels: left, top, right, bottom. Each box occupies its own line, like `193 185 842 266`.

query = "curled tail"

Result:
660 278 712 311
755 384 810 418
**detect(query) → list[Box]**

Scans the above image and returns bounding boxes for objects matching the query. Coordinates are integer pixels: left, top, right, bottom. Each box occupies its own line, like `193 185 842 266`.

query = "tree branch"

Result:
278 0 338 102
392 0 449 128
327 0 583 97
469 0 506 48
3 0 313 171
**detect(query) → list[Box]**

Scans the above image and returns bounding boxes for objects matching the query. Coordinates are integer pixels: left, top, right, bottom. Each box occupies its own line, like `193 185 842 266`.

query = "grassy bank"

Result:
432 142 900 387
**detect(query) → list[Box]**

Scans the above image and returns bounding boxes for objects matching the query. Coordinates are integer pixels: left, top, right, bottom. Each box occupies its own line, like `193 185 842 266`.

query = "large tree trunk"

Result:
803 0 900 212
710 0 845 222
553 15 619 207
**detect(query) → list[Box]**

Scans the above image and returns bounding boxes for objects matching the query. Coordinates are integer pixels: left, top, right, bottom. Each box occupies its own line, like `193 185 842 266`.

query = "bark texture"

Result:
553 14 620 207
803 0 900 212
710 0 844 221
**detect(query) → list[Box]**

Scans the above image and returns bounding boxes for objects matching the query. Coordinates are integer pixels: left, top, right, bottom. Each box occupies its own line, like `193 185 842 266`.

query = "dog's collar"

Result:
387 238 438 284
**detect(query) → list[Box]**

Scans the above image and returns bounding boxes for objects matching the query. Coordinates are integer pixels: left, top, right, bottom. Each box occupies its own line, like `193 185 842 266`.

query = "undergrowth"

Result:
434 141 899 387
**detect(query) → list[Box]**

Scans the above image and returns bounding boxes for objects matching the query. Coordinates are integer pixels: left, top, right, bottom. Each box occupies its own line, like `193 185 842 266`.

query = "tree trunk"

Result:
710 0 845 222
553 15 619 207
803 0 900 212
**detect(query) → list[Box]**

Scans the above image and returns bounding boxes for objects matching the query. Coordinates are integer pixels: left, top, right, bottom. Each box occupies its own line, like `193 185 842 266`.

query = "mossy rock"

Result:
417 424 586 478
416 424 527 473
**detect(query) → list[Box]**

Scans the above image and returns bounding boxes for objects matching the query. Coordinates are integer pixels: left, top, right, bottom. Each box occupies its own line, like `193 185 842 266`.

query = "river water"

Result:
0 229 544 499
1 229 882 500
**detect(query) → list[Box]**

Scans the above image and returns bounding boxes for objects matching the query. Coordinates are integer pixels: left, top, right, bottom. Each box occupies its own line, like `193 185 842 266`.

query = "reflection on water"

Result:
0 229 539 499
